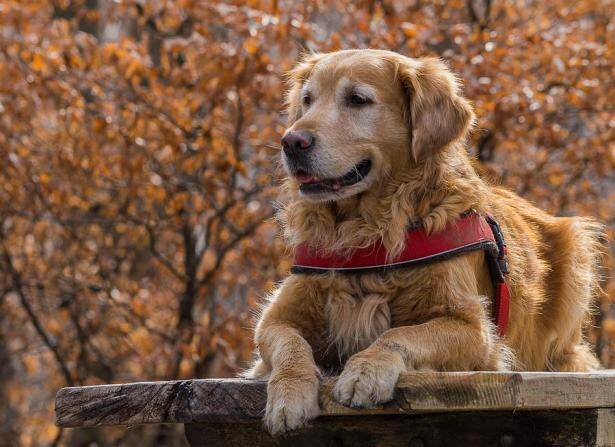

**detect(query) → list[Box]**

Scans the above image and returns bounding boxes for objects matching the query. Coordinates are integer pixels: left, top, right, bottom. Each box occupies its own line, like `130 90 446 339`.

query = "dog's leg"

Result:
549 342 601 371
254 281 325 436
334 315 503 408
256 323 320 434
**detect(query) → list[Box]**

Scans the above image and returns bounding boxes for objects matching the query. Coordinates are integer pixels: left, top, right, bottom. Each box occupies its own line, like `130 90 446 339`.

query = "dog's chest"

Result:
323 274 397 357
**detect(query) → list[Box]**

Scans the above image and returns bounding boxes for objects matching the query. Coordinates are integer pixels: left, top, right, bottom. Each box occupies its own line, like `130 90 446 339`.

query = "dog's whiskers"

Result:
258 143 281 152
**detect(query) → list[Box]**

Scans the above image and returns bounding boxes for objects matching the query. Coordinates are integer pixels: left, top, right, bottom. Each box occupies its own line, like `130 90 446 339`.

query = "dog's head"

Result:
281 49 475 202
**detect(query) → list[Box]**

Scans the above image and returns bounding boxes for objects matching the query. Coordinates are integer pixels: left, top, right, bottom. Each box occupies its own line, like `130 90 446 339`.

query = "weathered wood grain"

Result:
55 371 615 428
596 409 615 447
184 410 602 447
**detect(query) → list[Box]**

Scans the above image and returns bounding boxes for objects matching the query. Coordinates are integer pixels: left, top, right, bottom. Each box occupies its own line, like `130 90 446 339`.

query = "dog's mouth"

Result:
295 159 372 194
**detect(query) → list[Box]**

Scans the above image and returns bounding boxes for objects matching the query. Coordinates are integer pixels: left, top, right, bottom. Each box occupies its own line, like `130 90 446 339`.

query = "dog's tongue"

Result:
296 172 318 184
295 171 343 190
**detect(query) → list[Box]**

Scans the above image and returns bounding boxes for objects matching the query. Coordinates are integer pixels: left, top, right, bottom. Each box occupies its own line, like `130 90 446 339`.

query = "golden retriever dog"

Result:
246 49 603 434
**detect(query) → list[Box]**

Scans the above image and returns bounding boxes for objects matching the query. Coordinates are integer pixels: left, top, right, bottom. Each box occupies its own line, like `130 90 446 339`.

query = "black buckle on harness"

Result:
485 214 509 275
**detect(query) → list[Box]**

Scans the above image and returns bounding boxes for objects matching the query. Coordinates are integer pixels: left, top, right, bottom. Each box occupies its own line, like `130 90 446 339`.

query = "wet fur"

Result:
246 50 604 434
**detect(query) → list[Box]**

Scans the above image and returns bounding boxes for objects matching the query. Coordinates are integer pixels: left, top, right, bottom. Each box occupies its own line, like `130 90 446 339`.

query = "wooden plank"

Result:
55 371 615 428
596 408 615 447
184 410 601 447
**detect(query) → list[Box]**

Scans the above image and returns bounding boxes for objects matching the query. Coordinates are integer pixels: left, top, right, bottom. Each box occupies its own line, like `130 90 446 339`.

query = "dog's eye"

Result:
302 94 312 107
348 94 371 107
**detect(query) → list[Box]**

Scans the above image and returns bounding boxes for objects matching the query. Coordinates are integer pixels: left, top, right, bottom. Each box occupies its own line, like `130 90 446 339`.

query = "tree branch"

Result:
0 237 74 386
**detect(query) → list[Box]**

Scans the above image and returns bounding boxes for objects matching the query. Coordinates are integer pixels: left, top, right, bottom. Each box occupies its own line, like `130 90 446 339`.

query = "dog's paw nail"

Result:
332 378 354 406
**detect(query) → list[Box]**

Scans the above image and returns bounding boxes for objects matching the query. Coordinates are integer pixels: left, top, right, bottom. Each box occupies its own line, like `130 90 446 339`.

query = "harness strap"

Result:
291 212 511 336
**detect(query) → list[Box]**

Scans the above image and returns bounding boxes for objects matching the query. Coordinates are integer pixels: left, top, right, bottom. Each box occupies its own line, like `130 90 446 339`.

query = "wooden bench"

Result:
55 371 615 446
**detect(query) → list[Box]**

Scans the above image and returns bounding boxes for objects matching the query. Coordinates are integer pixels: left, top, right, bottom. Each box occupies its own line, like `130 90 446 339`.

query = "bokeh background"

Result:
0 1 613 446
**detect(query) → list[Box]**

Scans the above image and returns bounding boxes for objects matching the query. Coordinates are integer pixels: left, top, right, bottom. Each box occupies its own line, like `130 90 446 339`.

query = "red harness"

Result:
292 212 511 336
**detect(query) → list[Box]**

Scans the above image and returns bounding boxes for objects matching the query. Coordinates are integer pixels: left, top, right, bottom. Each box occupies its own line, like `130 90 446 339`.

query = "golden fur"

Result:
246 49 604 434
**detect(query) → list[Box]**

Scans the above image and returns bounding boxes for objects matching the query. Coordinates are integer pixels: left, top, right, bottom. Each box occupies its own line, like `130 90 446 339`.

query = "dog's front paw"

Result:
265 372 320 435
333 350 403 408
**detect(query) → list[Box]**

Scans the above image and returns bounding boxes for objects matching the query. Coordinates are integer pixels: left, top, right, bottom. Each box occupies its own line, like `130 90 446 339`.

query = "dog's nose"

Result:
281 131 314 155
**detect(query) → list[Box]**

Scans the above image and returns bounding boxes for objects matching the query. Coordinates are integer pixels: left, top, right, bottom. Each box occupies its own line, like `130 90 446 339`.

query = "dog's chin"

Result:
290 159 374 203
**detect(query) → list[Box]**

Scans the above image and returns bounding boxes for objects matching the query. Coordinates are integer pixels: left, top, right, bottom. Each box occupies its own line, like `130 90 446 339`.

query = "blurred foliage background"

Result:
0 0 612 446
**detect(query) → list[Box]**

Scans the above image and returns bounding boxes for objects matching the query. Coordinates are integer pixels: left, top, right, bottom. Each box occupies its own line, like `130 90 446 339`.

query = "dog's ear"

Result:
397 56 475 160
285 53 323 124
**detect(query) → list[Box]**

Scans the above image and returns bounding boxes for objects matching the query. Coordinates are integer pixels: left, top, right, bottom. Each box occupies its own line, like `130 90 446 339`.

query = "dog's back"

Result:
489 187 603 370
